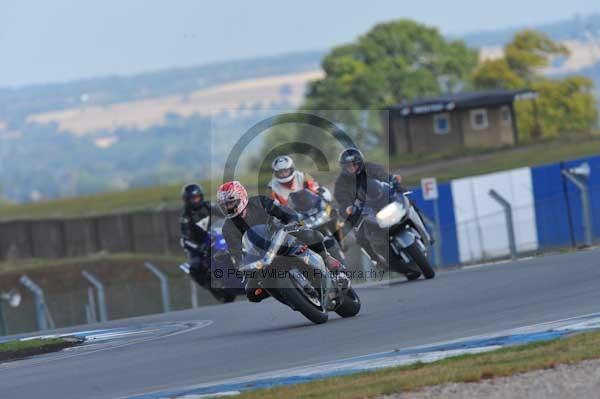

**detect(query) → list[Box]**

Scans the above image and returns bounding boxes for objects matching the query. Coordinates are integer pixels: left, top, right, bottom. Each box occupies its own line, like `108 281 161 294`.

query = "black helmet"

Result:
182 183 204 210
338 148 364 176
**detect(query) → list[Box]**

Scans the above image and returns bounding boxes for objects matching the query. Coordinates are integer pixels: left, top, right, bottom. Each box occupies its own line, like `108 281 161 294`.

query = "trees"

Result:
258 19 478 159
305 20 478 111
472 30 597 139
517 76 598 138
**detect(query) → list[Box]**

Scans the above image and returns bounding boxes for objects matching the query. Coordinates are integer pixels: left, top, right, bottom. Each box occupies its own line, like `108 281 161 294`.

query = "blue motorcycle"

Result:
180 218 245 303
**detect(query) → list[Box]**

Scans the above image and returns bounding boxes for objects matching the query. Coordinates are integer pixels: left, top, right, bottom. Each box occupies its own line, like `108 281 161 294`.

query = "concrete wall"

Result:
0 209 182 261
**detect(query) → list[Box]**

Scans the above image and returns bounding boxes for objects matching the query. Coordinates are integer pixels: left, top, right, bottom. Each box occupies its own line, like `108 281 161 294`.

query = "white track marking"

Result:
0 320 213 369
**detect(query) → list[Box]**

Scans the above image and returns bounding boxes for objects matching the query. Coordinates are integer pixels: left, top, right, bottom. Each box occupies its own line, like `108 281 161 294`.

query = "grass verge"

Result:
0 337 83 362
398 134 600 186
1 135 599 220
234 330 600 399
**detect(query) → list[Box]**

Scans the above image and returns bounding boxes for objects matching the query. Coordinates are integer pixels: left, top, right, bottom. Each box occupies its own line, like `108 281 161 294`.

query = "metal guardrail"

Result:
82 271 108 323
488 189 517 261
144 262 171 313
19 275 55 331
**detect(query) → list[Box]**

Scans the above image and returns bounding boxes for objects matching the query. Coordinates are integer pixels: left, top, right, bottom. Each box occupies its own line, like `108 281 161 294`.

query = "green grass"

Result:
1 134 599 220
0 337 82 361
235 330 600 399
0 338 64 352
398 134 600 186
0 183 184 221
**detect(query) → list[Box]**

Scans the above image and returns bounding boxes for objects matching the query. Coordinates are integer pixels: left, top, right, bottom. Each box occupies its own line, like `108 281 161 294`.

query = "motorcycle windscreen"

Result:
288 189 321 214
361 178 392 212
241 224 273 257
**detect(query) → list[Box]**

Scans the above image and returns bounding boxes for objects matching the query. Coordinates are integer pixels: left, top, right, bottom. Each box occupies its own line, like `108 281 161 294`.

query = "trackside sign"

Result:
421 177 439 201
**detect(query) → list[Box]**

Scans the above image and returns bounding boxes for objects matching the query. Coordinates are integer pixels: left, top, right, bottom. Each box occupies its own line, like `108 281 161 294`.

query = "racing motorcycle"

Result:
238 222 361 324
180 218 245 303
355 178 435 281
288 188 346 261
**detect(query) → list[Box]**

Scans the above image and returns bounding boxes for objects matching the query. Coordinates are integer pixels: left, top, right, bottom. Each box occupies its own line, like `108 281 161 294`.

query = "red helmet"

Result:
216 181 248 219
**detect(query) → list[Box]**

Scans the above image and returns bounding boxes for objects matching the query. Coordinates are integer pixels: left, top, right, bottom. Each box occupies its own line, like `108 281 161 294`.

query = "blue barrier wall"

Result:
412 182 460 267
532 155 600 249
406 153 600 267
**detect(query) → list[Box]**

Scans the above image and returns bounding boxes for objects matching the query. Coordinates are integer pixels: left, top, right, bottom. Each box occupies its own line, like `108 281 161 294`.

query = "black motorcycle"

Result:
288 188 346 262
238 223 361 324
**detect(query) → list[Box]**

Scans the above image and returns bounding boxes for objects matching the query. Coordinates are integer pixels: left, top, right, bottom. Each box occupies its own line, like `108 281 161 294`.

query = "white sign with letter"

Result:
421 177 439 201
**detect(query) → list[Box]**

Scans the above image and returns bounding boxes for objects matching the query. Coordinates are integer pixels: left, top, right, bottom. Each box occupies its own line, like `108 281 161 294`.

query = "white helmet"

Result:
272 155 295 184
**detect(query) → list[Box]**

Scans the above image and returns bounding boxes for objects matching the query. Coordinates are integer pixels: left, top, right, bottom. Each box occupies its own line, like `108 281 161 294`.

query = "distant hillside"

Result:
26 71 323 135
1 14 599 203
0 51 325 126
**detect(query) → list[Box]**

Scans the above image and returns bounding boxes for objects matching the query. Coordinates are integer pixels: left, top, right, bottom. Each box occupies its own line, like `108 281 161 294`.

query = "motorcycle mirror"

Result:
1 289 22 308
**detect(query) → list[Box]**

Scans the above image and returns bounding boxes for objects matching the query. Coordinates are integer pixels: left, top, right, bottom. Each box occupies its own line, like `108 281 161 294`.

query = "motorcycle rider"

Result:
180 183 222 295
216 181 345 302
267 155 321 206
333 148 406 267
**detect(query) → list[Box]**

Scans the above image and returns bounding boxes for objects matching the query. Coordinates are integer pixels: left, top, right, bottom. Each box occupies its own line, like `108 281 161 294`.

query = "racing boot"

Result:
361 242 388 271
321 252 350 291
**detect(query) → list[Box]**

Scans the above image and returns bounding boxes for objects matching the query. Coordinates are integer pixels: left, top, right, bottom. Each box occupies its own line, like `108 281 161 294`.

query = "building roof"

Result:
389 89 537 117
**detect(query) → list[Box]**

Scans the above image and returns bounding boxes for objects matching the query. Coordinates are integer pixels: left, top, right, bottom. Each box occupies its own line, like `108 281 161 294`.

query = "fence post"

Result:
190 279 199 309
162 211 173 254
562 164 593 247
420 213 442 268
144 262 171 313
87 287 97 323
82 271 108 322
19 275 55 331
488 189 517 261
0 303 5 336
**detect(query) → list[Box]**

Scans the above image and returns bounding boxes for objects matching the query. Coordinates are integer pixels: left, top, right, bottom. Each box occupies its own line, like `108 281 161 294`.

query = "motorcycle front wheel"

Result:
277 275 328 324
405 242 435 279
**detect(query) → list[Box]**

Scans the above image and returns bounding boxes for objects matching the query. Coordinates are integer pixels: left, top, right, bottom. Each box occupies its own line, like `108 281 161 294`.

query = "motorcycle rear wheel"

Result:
335 287 361 318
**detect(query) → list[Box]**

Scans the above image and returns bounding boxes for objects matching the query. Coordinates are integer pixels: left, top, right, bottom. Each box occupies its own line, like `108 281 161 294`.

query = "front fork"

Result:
390 230 428 264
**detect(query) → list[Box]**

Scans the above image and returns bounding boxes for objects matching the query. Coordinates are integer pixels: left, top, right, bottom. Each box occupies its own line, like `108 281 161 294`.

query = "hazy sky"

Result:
1 0 598 87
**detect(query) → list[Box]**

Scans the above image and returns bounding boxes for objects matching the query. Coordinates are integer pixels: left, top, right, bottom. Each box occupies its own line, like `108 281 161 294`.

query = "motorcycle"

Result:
355 179 435 281
288 188 346 262
238 222 361 324
179 218 245 303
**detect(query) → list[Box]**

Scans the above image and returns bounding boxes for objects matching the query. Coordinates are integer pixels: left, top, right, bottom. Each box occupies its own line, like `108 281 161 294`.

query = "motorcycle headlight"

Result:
376 202 406 228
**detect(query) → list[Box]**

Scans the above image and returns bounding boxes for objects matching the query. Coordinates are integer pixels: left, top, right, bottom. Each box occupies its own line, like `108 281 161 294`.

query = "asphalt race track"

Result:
1 248 600 399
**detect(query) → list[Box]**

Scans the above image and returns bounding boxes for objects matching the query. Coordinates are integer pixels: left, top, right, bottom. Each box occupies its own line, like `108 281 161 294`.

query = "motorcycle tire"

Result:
335 287 361 318
406 242 435 279
405 272 421 281
278 276 328 325
209 288 237 303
